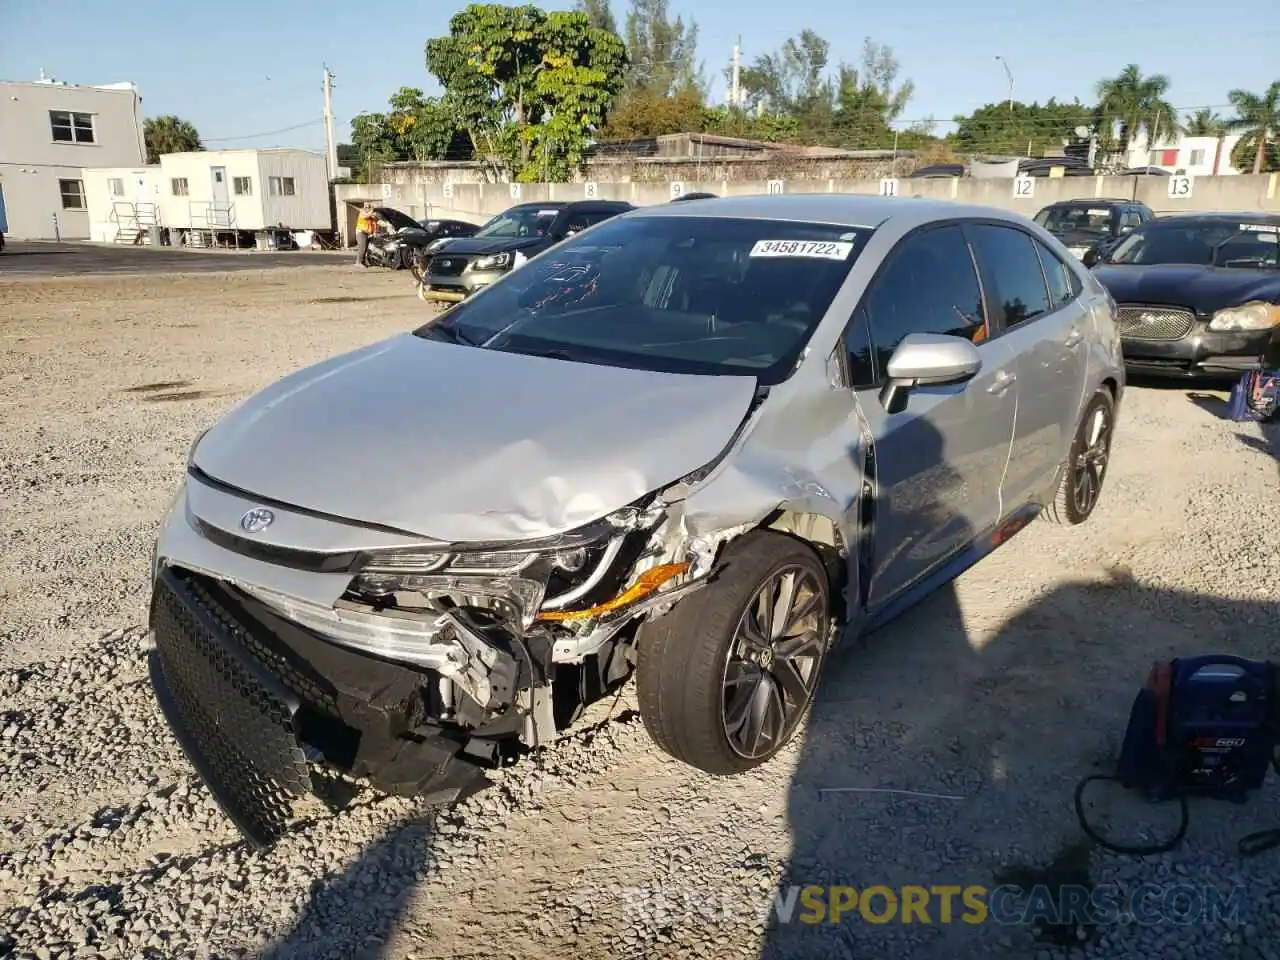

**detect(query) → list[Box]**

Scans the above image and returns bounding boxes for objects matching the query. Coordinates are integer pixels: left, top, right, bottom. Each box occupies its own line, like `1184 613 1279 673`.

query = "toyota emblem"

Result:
239 507 275 533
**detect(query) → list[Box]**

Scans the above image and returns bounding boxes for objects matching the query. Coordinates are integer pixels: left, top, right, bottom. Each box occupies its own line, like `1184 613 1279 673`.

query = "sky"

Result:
2 0 1276 152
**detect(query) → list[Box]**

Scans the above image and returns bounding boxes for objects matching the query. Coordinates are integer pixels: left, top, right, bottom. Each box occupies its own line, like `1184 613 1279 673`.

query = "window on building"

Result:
49 110 96 144
268 176 296 197
1148 151 1161 166
1188 149 1206 166
58 179 86 210
171 178 190 196
108 178 124 197
233 177 253 196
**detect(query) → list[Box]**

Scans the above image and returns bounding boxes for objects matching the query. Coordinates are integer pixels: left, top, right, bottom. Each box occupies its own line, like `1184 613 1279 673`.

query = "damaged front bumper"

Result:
147 474 715 846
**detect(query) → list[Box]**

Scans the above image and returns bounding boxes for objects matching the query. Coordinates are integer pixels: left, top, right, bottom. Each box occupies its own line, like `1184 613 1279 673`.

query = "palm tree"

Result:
1184 108 1227 137
143 115 203 164
1226 81 1280 175
1093 65 1177 162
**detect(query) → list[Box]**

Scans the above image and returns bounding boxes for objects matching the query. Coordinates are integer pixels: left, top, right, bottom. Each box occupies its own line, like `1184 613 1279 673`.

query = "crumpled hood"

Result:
192 334 758 543
1092 263 1280 314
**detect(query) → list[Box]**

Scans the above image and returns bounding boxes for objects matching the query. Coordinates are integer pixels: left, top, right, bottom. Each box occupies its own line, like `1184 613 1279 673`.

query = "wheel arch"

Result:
755 508 850 623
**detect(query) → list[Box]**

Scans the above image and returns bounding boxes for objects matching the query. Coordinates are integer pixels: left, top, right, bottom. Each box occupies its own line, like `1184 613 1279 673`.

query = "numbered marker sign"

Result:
767 180 784 195
1013 176 1035 199
879 178 899 197
584 181 599 200
669 181 685 200
1168 175 1194 199
442 182 455 200
509 182 522 199
380 183 393 199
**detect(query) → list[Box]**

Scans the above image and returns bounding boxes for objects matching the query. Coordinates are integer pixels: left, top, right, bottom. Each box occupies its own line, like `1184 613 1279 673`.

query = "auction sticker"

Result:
750 239 853 260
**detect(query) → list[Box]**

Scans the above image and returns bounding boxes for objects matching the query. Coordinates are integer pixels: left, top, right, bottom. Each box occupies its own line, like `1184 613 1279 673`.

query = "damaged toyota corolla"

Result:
147 194 1124 847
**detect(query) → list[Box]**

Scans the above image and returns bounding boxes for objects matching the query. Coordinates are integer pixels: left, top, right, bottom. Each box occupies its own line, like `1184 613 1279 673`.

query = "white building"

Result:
0 72 146 239
155 149 331 245
1126 133 1245 176
81 165 164 242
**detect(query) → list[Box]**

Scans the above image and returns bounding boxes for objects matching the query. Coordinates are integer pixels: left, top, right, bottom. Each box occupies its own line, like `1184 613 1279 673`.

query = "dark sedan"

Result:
1088 213 1280 379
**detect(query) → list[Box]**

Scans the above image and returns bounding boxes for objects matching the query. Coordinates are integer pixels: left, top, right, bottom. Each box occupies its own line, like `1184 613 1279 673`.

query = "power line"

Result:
202 118 329 143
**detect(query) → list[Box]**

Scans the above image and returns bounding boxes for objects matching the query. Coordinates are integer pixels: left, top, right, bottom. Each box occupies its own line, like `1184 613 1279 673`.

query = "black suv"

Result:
1032 199 1154 263
417 200 634 304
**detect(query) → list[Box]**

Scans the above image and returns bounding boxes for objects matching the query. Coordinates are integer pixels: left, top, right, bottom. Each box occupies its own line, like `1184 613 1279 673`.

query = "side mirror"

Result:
1082 246 1102 268
879 333 982 414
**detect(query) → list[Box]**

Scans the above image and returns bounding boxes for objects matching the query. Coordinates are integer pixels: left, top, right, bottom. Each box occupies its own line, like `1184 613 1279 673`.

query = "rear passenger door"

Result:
964 222 1090 509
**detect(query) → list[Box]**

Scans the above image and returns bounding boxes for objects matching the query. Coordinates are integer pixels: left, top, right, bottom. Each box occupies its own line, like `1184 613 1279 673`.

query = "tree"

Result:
1184 108 1228 137
622 0 703 98
143 115 202 163
347 87 470 182
601 87 708 139
950 99 1093 157
425 4 628 181
1226 81 1280 175
575 0 617 34
1093 65 1177 159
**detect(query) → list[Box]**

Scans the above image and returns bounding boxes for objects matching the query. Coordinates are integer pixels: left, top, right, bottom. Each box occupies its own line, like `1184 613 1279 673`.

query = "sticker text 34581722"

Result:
750 239 855 261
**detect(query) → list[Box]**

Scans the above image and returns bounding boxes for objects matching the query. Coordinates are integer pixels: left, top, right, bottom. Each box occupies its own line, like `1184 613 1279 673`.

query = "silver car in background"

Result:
147 195 1124 847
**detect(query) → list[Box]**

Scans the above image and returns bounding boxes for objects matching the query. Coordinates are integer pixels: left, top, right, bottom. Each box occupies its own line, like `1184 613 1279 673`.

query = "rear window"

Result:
415 215 875 384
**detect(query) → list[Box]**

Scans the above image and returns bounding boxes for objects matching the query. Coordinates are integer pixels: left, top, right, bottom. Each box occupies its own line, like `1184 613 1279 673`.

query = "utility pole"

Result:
322 65 338 181
730 40 741 109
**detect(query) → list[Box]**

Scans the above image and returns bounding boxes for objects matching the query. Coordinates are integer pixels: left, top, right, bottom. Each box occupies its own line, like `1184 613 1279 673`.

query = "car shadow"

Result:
762 568 1280 959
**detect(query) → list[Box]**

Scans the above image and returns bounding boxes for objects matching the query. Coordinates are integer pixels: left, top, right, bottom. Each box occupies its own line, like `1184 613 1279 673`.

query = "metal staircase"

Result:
186 201 237 248
111 202 159 244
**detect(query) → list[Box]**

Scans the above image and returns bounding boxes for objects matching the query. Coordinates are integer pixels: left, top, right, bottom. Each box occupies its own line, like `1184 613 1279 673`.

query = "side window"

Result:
842 307 877 389
966 223 1053 329
1034 239 1078 309
862 225 987 377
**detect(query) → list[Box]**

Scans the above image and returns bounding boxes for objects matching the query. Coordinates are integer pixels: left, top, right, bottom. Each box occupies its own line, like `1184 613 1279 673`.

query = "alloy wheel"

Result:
721 564 828 760
1072 405 1112 516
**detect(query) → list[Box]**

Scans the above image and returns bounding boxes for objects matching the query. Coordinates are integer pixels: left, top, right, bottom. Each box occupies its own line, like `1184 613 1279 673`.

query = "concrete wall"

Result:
335 173 1280 247
0 80 146 239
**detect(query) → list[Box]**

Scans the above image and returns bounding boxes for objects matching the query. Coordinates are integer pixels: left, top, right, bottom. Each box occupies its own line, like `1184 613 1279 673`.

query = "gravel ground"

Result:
2 264 1280 959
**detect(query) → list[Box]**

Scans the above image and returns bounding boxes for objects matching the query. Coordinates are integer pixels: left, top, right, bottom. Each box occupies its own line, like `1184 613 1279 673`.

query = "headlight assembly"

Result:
473 252 513 271
1207 301 1280 332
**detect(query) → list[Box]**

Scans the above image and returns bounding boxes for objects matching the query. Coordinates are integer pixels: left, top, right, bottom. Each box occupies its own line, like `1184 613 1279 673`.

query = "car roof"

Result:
1148 211 1280 224
1043 198 1133 207
624 193 1039 230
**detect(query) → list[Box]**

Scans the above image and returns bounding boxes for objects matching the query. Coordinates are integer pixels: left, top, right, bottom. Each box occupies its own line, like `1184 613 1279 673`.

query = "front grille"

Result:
430 257 467 276
1117 305 1196 341
149 568 311 848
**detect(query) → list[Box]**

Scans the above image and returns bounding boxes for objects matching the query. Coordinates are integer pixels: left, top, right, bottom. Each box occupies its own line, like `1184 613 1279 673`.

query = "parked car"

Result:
670 191 718 202
1087 212 1280 379
415 200 634 304
364 207 477 270
147 195 1123 847
1033 198 1153 262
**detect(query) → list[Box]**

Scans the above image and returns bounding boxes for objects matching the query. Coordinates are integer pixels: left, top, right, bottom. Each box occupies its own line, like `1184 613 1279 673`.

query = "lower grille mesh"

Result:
1117 305 1196 341
149 569 311 847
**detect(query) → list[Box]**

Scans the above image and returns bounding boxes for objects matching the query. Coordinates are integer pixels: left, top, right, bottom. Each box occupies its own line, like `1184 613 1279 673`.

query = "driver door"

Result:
847 223 1019 610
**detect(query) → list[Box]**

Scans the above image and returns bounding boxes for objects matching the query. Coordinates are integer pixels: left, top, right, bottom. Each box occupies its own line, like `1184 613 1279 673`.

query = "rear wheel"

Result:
1043 389 1115 526
635 531 832 775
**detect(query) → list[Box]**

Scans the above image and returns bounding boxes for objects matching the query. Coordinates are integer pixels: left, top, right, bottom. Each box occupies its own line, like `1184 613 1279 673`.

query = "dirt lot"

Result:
1 263 1279 960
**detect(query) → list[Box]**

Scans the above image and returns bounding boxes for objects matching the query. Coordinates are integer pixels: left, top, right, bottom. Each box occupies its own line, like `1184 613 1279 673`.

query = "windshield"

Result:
1033 205 1114 238
1107 219 1280 268
475 206 563 239
413 215 875 385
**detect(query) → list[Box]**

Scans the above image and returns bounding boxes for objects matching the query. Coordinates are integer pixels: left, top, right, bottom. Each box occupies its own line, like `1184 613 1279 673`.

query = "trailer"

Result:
81 166 164 243
157 149 330 248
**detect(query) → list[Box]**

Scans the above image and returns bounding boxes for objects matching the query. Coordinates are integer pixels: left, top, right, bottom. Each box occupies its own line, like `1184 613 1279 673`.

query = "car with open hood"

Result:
147 194 1124 847
416 200 634 303
1087 212 1280 379
1033 198 1153 262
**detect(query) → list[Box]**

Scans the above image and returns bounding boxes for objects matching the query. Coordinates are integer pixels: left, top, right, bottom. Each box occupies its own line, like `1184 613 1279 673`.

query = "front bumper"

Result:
1122 323 1280 379
419 266 506 303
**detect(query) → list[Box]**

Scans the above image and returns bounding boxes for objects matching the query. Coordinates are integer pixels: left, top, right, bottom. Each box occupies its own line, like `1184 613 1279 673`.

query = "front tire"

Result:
1043 388 1115 526
635 531 832 775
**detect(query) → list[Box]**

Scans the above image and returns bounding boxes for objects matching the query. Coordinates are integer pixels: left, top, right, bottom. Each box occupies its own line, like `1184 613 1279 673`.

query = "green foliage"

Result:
143 116 202 164
347 87 470 181
1226 82 1280 174
425 3 627 180
1092 64 1177 158
949 100 1093 156
622 0 703 98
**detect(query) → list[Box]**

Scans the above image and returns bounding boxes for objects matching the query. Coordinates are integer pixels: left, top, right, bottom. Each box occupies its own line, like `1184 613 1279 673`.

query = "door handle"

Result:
1064 328 1083 347
987 370 1016 395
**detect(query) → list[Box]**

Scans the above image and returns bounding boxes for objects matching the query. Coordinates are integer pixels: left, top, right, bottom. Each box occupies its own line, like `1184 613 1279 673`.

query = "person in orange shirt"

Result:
354 202 378 267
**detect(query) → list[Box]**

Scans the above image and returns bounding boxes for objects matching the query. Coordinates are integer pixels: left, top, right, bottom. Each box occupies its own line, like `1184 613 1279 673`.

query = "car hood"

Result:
430 235 548 257
191 333 758 543
1091 263 1280 313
